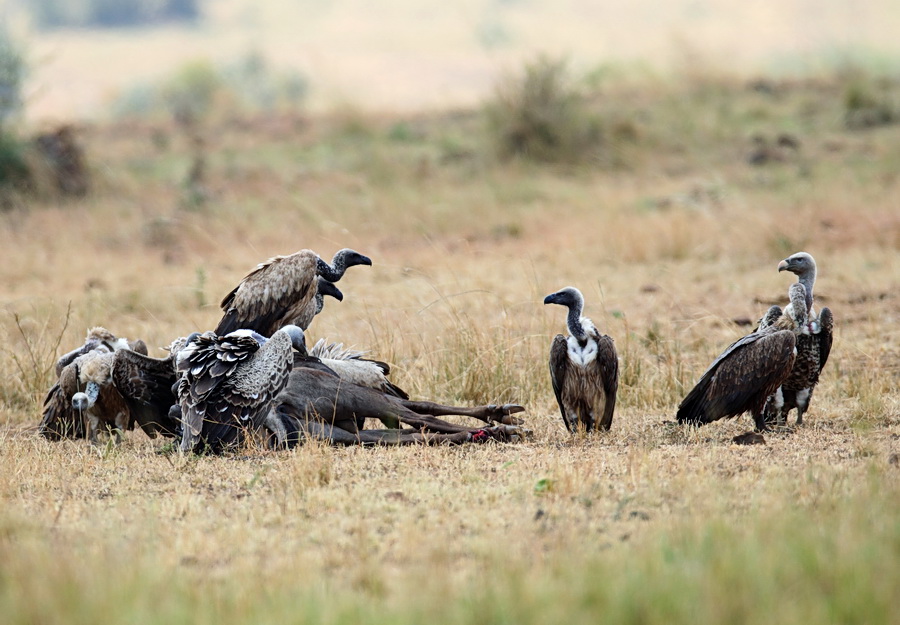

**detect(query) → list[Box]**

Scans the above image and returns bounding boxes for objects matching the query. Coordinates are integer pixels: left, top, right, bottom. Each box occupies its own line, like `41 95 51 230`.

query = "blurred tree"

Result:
0 27 28 193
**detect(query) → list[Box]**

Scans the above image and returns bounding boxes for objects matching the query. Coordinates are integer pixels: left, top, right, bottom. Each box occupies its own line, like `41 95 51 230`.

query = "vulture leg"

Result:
390 399 526 425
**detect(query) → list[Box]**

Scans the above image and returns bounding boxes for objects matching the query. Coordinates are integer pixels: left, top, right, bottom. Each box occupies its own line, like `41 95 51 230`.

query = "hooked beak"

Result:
777 259 790 272
543 293 560 305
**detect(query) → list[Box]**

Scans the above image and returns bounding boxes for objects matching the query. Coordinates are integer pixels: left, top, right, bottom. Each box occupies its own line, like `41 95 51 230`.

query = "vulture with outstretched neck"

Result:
677 282 808 431
215 248 371 337
544 286 619 433
177 325 306 453
763 252 834 426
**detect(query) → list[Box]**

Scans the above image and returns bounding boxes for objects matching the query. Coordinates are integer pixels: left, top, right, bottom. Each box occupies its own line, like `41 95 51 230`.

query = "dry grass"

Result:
1 73 900 623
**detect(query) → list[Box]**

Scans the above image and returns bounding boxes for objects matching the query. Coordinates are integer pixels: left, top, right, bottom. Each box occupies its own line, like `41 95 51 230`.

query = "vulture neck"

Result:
317 256 346 283
797 266 816 305
565 300 588 342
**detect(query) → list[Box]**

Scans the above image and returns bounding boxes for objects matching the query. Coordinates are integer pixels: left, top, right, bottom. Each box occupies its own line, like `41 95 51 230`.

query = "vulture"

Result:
762 252 834 426
677 282 808 431
265 353 527 447
176 325 306 453
543 286 619 433
40 336 186 443
215 248 371 337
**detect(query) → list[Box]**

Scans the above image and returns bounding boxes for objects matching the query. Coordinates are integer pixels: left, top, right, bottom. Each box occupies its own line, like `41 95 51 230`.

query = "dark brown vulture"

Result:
176 325 306 453
763 252 834 426
543 286 619 433
214 248 371 337
677 282 808 431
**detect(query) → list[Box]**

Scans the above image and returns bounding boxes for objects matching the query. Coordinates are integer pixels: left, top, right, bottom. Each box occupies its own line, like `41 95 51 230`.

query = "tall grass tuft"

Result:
2 305 71 413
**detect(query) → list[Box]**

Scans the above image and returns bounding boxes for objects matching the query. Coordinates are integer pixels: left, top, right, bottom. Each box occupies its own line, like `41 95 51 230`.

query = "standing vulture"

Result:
215 248 371 337
543 286 619 433
677 282 808 431
763 252 834 426
177 325 306 453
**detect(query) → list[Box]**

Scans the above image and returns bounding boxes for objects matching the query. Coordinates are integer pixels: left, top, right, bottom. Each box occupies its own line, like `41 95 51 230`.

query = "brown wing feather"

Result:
112 349 180 437
548 334 570 430
817 307 833 371
216 251 319 336
39 365 86 440
594 335 619 430
678 330 797 425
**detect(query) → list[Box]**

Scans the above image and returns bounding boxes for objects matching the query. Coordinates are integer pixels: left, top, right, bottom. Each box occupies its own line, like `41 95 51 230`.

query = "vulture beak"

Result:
543 293 559 305
777 259 790 272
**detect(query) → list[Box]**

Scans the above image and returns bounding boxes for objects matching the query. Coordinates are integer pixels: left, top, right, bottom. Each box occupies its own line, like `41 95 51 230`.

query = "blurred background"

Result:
3 0 900 123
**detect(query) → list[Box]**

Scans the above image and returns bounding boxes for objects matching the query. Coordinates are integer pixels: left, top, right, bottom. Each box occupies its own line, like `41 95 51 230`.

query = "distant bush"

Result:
843 73 899 129
30 0 199 30
112 51 309 122
484 56 603 163
0 28 29 197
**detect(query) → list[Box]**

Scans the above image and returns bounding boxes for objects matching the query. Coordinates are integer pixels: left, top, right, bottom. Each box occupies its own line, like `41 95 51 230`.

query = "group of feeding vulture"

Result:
38 249 832 453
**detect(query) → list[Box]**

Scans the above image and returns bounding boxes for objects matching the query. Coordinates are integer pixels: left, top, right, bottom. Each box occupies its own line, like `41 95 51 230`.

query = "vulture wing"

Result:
215 250 319 337
677 329 797 426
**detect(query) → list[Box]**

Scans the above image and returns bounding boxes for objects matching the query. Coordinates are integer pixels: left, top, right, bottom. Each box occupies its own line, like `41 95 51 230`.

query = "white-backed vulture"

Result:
677 282 808 431
763 252 834 426
214 248 371 337
543 286 619 433
176 325 306 453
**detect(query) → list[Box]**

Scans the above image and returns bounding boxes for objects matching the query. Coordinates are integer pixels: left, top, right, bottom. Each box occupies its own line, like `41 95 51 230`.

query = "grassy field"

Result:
1 66 899 623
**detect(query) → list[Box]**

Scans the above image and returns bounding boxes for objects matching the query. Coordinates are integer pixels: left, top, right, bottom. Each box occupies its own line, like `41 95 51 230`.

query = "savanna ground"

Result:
1 61 900 623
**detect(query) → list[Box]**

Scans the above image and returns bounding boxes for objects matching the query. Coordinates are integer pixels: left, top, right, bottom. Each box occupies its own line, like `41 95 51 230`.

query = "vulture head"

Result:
543 286 584 310
315 278 344 315
70 350 114 413
778 251 816 310
334 248 373 270
317 248 373 282
777 251 816 277
278 324 308 355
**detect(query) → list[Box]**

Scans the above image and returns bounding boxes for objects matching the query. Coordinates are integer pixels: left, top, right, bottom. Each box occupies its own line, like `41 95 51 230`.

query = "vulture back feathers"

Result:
177 325 305 453
215 248 371 337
